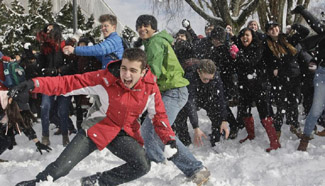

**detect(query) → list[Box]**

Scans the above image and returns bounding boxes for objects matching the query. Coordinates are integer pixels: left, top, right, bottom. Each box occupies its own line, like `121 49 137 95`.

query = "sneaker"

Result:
81 172 101 186
190 167 211 186
16 179 37 186
41 136 50 146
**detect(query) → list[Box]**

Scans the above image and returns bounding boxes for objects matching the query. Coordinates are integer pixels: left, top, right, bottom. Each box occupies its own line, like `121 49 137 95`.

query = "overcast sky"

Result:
104 0 206 36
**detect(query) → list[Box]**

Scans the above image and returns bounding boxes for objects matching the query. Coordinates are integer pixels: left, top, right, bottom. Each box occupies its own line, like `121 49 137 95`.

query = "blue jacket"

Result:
74 32 124 69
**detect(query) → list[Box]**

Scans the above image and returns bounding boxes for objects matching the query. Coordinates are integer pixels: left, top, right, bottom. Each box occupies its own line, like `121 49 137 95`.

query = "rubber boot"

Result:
239 116 255 143
297 135 312 151
261 117 281 152
276 131 281 142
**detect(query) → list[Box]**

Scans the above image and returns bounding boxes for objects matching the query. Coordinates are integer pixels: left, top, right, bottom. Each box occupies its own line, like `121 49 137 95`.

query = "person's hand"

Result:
308 61 317 71
273 69 278 77
63 46 75 55
226 25 234 36
220 121 230 139
182 19 191 29
35 141 52 155
7 80 35 105
194 128 208 147
164 140 178 160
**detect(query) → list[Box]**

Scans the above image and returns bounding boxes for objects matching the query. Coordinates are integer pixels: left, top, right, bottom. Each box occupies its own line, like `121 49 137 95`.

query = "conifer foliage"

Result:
0 0 100 55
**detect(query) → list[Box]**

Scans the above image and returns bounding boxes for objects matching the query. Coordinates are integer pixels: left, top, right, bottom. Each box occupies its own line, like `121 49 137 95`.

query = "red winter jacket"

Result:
32 60 176 150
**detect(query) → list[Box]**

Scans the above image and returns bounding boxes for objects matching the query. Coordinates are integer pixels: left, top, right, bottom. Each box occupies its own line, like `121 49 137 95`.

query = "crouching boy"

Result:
12 48 177 186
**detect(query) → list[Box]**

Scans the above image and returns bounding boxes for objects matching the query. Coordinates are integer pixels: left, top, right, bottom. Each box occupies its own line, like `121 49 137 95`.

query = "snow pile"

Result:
1 108 325 186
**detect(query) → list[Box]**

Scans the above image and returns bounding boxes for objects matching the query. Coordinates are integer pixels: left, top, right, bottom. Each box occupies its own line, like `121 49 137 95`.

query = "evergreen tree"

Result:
83 14 101 43
3 0 27 54
77 5 86 30
56 2 73 29
0 0 10 33
39 0 54 24
25 0 43 45
0 0 10 51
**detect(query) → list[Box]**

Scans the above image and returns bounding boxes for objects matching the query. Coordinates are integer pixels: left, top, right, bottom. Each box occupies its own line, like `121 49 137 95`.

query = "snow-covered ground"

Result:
1 107 325 186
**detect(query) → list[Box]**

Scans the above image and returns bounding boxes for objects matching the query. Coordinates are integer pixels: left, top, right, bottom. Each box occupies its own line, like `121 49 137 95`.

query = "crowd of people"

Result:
0 4 324 186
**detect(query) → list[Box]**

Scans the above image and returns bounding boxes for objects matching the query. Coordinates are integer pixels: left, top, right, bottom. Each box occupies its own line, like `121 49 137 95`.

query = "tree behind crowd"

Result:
0 0 101 55
150 0 315 33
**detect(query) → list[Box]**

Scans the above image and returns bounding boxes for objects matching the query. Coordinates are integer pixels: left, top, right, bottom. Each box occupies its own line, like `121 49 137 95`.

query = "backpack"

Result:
107 37 131 61
0 61 26 88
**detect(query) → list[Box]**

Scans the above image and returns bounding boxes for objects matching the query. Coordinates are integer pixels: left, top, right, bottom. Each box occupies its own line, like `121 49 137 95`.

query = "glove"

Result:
133 37 143 48
291 5 305 14
41 68 58 76
182 19 191 29
229 44 239 59
8 80 35 105
35 141 52 155
164 140 178 160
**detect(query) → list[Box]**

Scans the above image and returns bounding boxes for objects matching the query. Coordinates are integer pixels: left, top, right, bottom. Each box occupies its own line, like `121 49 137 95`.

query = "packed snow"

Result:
1 107 325 186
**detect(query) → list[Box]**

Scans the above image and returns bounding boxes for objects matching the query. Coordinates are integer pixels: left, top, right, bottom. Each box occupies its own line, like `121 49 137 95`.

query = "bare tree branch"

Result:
184 0 224 25
236 0 260 27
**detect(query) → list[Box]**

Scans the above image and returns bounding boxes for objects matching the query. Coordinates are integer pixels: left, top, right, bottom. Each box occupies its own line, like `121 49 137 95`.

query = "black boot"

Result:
15 179 37 186
81 172 102 186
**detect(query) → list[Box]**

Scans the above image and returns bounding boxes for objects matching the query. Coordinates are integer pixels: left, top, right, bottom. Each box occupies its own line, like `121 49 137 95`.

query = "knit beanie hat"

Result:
136 15 158 31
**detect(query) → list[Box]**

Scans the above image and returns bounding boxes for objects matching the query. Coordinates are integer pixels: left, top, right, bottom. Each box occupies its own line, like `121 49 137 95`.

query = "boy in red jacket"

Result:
12 48 177 186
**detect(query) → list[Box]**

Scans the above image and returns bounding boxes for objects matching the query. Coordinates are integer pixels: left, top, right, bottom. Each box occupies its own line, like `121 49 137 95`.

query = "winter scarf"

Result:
267 35 297 58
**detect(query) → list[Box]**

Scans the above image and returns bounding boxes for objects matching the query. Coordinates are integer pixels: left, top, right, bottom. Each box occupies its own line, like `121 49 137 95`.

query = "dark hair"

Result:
198 59 217 74
136 15 158 31
237 28 259 48
265 20 279 32
176 29 192 43
6 101 36 130
210 25 226 43
99 14 117 26
44 23 62 43
205 22 214 30
122 48 147 70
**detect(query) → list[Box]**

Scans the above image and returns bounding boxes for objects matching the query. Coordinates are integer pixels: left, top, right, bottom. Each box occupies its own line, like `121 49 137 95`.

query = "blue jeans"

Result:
141 87 203 177
304 66 325 136
36 130 150 185
41 95 72 136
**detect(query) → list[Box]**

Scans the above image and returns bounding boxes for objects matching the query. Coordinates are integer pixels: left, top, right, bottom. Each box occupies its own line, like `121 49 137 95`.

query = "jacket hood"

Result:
154 30 174 45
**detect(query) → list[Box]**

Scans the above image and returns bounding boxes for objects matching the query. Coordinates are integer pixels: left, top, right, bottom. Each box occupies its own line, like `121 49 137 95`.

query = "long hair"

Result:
266 34 297 58
6 101 36 130
237 28 260 49
37 23 63 55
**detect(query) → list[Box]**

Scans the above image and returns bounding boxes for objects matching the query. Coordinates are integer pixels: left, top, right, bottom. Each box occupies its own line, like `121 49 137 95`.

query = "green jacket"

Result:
143 30 189 92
